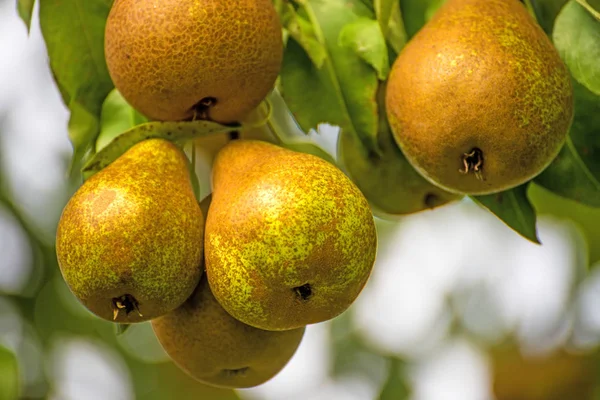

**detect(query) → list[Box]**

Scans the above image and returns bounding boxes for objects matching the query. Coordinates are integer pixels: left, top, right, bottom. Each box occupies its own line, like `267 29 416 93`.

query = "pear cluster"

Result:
56 138 377 388
56 0 378 389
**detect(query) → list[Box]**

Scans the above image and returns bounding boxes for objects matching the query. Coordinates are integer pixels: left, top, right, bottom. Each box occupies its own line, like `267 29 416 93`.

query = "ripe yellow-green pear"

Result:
56 139 204 323
205 140 377 331
339 85 461 216
104 0 283 123
152 276 305 389
386 0 573 195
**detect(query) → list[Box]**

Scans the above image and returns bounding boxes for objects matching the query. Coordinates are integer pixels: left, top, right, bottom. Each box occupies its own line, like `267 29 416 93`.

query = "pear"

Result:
339 84 461 216
386 0 573 195
104 0 283 123
56 139 204 323
152 276 305 388
205 140 377 331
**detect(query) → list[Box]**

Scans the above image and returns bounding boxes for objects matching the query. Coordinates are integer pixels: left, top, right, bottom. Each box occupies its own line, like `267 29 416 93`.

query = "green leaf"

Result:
424 0 447 21
282 141 337 164
399 0 445 38
0 345 19 400
97 89 149 152
536 139 600 207
374 0 408 55
330 313 383 379
473 184 540 243
528 0 569 35
535 81 600 207
278 1 327 67
339 18 389 80
39 0 115 168
280 0 381 154
67 97 100 173
587 0 600 11
575 0 600 20
554 1 600 95
82 120 239 180
379 358 410 400
16 0 35 31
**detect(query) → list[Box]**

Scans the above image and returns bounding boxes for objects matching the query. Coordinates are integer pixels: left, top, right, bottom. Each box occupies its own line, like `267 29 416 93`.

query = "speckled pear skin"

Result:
55 139 204 323
205 140 378 331
386 0 573 195
104 0 283 123
152 276 305 388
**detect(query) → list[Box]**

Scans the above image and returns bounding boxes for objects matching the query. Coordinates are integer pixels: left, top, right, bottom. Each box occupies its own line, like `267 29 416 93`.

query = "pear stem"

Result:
112 294 142 320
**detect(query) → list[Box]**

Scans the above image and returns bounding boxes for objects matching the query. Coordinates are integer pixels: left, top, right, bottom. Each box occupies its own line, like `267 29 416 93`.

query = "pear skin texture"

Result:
205 140 377 331
386 0 574 195
104 0 283 124
152 277 305 389
55 139 204 323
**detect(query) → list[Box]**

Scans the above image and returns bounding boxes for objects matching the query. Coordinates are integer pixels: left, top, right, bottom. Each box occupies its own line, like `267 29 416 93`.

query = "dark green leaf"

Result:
97 89 148 152
528 0 569 35
16 0 35 31
588 0 600 11
279 1 327 67
39 0 115 168
82 120 239 180
399 0 445 38
280 0 381 154
339 18 390 80
536 81 600 207
424 0 447 21
474 184 540 243
554 1 600 95
0 345 19 400
379 358 410 400
536 140 600 207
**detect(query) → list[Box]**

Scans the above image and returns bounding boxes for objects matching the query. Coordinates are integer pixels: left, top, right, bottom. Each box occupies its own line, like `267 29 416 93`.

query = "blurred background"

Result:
2 1 600 399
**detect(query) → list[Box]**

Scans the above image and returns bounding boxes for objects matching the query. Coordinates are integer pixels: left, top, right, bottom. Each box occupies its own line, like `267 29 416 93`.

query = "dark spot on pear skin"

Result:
424 193 440 209
223 367 249 377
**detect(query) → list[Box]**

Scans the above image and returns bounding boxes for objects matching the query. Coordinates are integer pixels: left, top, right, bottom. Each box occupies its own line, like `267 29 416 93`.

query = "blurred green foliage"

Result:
2 0 600 399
